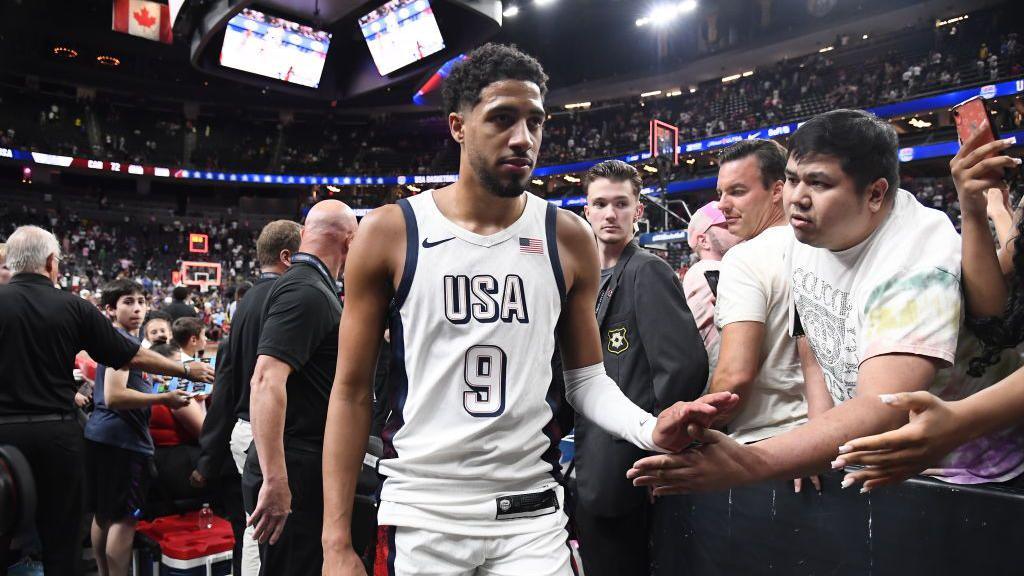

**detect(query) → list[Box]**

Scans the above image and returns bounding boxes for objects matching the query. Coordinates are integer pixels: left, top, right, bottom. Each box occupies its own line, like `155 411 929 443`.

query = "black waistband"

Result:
284 436 323 454
0 412 76 425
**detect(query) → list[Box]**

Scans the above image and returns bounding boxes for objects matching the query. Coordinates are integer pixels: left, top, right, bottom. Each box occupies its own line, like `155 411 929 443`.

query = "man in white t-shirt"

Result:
711 140 828 463
682 201 741 372
627 109 1024 493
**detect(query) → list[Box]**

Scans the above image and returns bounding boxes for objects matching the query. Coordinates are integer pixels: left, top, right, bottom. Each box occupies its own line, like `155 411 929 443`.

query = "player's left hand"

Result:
651 391 739 453
249 476 292 545
628 426 766 495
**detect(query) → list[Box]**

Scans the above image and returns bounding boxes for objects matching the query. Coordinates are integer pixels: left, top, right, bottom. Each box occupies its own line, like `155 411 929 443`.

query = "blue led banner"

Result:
0 79 1020 187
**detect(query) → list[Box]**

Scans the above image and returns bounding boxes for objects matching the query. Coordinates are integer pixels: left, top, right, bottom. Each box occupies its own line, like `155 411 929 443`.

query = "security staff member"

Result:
193 220 301 576
576 161 709 576
0 226 214 576
245 201 357 575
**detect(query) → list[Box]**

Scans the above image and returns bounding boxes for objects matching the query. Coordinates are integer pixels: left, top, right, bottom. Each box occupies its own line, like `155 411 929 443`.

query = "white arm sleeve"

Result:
564 363 669 453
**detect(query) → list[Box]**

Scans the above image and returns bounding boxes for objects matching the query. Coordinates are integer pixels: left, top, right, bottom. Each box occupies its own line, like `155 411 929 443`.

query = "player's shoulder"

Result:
553 206 593 245
353 203 408 251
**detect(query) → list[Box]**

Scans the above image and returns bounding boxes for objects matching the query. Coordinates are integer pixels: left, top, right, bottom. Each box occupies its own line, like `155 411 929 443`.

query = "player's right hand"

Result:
161 390 191 408
322 547 367 576
652 391 739 453
188 360 216 383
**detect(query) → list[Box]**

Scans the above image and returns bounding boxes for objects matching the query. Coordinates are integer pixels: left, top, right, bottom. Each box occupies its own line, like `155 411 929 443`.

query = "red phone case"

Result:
953 96 999 147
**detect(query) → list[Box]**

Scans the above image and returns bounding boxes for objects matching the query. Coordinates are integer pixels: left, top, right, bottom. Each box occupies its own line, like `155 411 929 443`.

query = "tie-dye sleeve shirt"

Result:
791 189 1024 484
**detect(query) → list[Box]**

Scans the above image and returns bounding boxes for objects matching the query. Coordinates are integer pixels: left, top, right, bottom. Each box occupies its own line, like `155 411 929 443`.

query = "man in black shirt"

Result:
193 220 301 576
246 201 358 575
0 226 214 576
164 285 199 322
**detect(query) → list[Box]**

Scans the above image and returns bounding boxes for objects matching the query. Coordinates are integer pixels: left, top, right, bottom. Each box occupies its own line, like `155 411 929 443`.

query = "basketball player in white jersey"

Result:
321 44 737 576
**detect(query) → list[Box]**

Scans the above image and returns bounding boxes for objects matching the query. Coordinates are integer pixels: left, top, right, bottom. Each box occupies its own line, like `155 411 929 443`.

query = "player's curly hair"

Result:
442 43 548 116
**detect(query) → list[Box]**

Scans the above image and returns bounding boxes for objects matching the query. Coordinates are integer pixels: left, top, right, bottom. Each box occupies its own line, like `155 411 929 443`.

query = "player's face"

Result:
460 80 545 198
145 319 170 344
111 293 146 332
716 155 781 241
585 179 642 246
783 154 879 250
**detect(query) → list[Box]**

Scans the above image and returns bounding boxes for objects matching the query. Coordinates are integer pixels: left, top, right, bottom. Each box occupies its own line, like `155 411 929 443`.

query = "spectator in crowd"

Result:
142 311 173 349
841 121 1024 489
82 279 195 576
246 201 357 574
165 285 198 322
0 226 213 575
626 109 1024 494
229 281 253 320
172 317 208 361
147 343 207 502
576 160 709 576
194 219 302 576
709 139 826 492
985 181 1015 249
681 202 741 373
0 242 10 285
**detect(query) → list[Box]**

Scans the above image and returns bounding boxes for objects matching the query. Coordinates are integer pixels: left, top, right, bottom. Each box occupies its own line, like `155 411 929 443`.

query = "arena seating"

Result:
0 7 1019 178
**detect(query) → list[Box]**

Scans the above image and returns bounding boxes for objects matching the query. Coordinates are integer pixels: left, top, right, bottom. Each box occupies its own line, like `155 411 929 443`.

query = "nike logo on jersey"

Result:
422 237 455 248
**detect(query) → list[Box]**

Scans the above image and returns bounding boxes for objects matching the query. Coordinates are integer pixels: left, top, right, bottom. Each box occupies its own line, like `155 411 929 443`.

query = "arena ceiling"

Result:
0 0 967 110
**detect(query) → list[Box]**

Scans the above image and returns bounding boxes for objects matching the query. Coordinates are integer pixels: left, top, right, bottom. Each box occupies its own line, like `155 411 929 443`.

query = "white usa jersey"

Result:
378 190 567 536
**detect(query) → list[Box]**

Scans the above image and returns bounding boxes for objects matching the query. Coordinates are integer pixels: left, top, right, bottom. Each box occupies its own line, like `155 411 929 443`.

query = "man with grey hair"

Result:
0 225 215 575
0 242 10 285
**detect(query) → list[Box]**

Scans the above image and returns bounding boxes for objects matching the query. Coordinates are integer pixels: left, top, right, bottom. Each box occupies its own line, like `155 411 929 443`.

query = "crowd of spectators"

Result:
1 9 1020 178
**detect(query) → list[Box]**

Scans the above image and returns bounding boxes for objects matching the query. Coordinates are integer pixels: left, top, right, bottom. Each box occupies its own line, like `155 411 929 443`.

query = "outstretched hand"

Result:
652 391 740 453
629 425 765 495
833 392 967 492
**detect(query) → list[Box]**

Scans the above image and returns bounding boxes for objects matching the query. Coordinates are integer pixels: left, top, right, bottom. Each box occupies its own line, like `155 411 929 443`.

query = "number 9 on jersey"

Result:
463 345 507 417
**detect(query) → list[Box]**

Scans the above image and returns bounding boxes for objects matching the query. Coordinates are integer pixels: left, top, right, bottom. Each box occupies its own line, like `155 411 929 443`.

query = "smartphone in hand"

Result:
952 95 999 150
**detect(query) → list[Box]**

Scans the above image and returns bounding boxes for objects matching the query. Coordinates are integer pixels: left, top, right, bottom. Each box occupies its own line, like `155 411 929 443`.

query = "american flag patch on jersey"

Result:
519 237 544 254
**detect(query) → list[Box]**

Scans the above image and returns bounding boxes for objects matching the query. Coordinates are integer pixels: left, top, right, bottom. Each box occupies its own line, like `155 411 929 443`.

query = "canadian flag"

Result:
112 0 172 44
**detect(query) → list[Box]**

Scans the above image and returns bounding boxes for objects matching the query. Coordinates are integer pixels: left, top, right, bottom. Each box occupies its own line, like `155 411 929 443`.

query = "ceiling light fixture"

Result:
641 90 662 98
96 55 121 66
819 46 834 53
503 5 519 17
53 46 78 59
564 102 592 110
636 0 697 27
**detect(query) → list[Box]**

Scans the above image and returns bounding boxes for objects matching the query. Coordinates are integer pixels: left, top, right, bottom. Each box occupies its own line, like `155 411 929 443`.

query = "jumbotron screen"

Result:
359 0 445 76
220 8 332 89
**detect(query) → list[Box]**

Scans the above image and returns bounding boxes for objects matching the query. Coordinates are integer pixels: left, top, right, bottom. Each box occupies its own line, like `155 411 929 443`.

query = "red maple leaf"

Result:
133 6 157 28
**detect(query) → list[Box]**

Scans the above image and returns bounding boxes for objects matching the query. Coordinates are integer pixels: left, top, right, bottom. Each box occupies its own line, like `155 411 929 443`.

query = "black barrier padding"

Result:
649 470 1024 576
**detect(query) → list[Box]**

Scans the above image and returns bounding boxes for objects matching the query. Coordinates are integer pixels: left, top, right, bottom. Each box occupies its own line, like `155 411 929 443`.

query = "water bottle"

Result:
198 503 213 530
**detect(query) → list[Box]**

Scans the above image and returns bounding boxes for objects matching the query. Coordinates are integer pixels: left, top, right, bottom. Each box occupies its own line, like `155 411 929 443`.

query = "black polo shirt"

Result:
0 273 139 416
164 300 198 322
196 272 278 477
256 254 341 445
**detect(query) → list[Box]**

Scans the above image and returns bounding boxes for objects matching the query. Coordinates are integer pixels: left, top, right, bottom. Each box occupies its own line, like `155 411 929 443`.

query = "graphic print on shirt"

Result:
791 265 858 402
